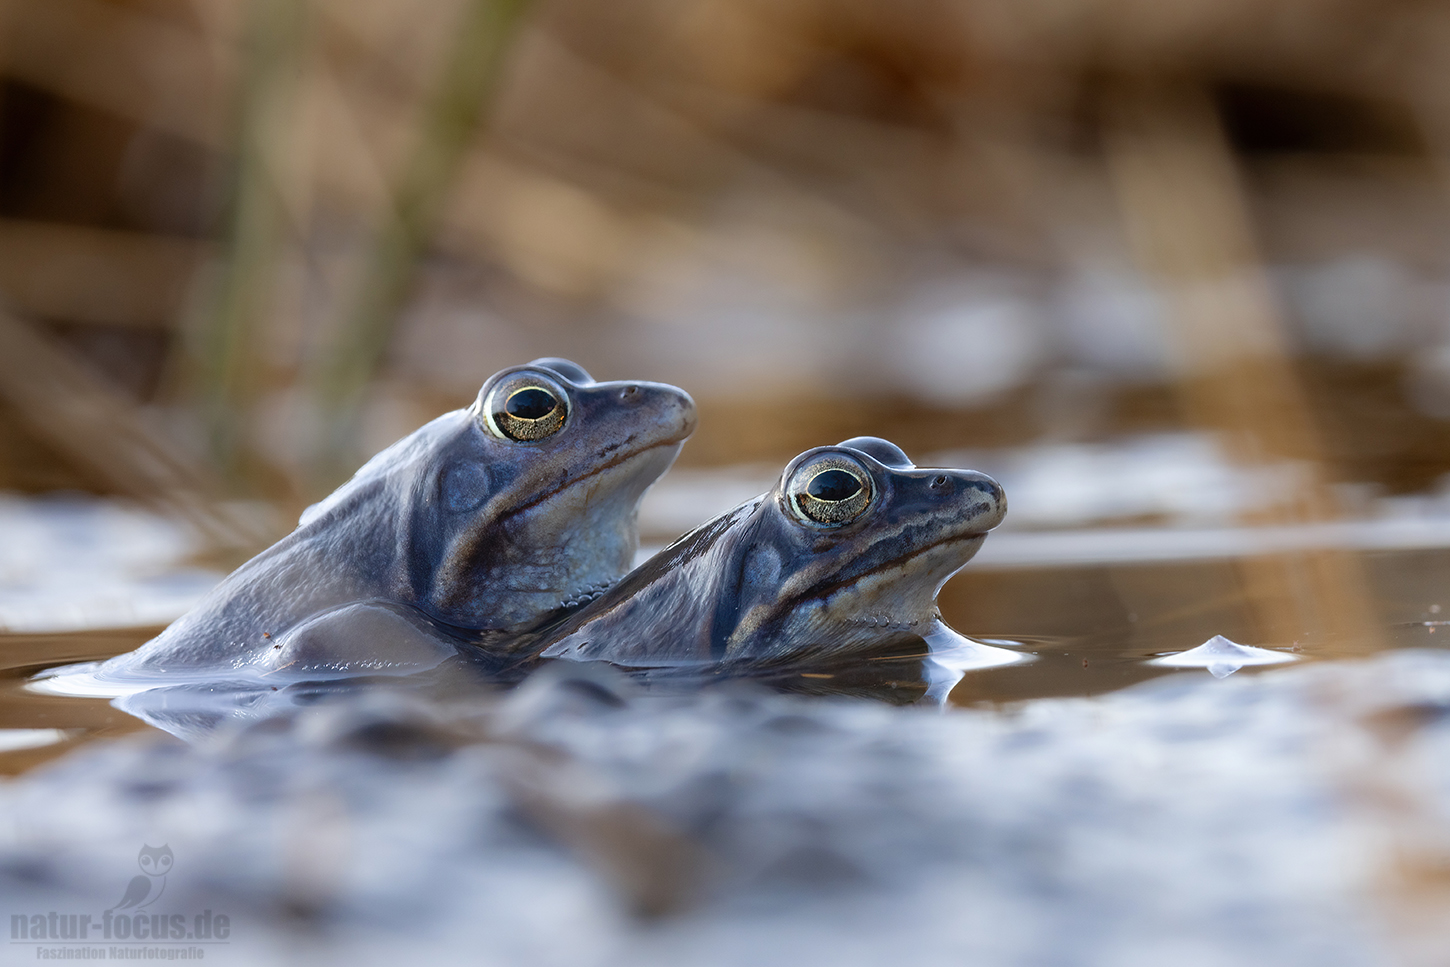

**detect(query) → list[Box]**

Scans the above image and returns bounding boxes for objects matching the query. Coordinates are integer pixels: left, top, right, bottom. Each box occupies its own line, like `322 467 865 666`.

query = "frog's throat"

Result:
493 437 682 523
795 531 987 604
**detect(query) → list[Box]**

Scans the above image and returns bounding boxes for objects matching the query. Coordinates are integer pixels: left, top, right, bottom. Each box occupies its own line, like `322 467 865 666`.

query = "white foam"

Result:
1150 634 1299 678
921 622 1033 702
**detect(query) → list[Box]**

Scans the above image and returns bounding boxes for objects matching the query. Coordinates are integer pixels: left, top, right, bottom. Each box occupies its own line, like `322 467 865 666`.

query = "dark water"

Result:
940 545 1450 702
0 627 155 774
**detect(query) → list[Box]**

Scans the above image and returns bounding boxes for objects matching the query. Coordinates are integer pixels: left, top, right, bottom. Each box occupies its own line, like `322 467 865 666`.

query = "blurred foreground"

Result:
3 650 1450 966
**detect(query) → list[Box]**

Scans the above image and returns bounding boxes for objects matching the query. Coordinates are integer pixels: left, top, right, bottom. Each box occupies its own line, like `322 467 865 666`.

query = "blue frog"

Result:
517 437 1021 701
94 359 696 683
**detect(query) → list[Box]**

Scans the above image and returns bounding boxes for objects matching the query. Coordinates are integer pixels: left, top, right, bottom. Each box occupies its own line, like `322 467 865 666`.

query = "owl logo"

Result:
108 844 173 911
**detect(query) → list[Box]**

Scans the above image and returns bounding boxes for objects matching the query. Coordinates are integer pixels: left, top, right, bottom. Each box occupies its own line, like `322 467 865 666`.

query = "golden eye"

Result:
489 382 566 441
793 465 871 524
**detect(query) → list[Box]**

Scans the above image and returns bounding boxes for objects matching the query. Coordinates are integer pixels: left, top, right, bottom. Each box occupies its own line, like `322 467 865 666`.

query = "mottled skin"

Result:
522 437 1008 680
98 359 696 682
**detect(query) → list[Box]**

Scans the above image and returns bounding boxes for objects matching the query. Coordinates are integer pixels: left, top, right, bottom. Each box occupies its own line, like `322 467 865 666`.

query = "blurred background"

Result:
6 0 1450 679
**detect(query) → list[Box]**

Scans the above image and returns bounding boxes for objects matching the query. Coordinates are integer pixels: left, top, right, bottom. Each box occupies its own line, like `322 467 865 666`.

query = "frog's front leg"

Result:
260 601 460 678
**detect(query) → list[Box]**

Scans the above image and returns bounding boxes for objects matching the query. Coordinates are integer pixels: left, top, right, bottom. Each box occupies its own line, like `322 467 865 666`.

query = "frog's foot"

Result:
261 602 459 680
558 580 614 611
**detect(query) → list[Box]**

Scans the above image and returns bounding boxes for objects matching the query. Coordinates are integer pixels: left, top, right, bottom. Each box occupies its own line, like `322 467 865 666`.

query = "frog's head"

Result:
427 358 695 629
707 436 1004 661
308 358 694 632
537 436 1003 667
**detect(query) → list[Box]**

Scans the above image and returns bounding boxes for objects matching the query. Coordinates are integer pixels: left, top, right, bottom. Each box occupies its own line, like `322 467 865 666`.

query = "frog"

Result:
84 358 696 684
515 437 1023 701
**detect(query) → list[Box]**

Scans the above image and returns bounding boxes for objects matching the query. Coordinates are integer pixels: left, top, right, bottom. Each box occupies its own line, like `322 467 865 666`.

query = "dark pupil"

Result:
808 469 862 502
506 387 557 420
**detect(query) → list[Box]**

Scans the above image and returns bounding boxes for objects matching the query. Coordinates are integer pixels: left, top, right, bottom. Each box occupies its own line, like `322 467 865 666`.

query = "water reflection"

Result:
108 672 474 745
28 623 1029 743
0 728 72 752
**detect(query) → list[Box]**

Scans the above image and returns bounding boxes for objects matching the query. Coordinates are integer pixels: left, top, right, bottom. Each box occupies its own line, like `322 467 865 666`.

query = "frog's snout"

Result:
942 470 1006 531
570 378 697 451
678 391 699 437
646 383 697 441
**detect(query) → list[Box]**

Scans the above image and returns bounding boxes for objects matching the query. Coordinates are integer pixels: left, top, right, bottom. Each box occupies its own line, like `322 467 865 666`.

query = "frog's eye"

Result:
787 459 873 525
484 375 568 442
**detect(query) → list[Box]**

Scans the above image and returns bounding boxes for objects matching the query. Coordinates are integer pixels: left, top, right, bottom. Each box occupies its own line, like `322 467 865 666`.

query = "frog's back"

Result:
105 430 435 679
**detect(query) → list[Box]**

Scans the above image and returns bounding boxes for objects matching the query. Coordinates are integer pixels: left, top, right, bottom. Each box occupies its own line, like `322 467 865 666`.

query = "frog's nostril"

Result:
930 474 952 493
619 385 640 401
